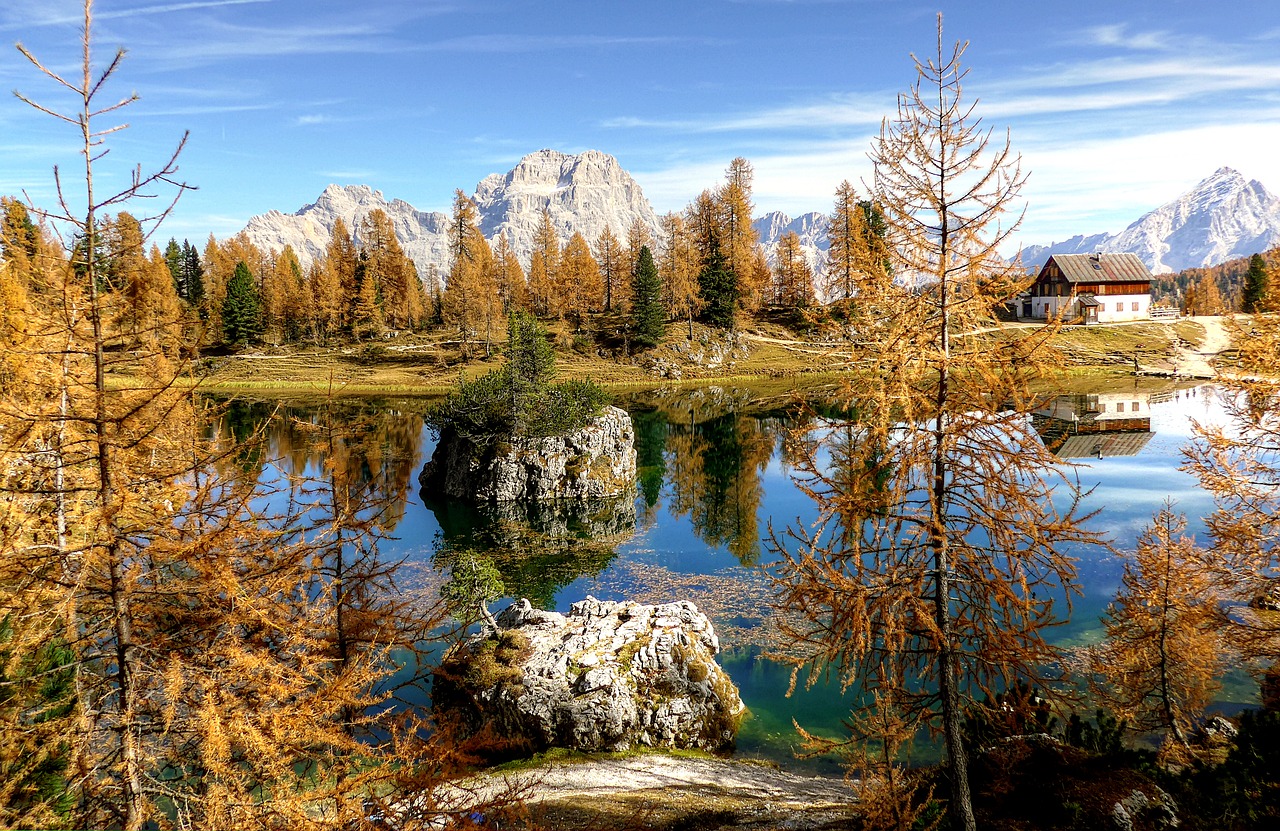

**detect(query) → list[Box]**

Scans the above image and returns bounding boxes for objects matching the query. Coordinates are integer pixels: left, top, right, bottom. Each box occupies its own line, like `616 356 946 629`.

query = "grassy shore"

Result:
165 316 1214 398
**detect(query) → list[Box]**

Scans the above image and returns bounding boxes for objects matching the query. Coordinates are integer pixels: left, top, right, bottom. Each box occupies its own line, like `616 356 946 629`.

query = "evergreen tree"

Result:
221 260 261 345
1244 252 1269 313
180 240 204 307
630 244 665 348
698 238 737 329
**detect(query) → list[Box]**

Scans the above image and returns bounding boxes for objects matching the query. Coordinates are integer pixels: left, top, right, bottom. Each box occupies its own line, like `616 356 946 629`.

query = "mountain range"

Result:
242 149 659 284
240 153 1280 285
1017 167 1280 274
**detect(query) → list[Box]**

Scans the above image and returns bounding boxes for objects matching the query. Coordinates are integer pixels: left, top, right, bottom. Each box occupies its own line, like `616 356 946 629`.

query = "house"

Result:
1017 252 1153 324
1031 392 1154 459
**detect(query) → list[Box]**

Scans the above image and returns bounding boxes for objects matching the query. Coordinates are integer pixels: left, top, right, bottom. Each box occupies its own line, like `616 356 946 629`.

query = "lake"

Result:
230 379 1243 773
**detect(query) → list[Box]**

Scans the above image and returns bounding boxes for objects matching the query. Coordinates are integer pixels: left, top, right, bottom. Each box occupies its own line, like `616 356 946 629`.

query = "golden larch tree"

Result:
769 17 1094 831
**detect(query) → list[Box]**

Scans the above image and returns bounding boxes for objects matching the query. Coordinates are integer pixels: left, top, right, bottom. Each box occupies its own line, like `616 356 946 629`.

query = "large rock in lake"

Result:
420 406 637 502
433 597 745 755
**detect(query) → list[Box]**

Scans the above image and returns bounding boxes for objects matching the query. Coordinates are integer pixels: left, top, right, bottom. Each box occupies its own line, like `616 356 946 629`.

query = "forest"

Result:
4 3 1280 830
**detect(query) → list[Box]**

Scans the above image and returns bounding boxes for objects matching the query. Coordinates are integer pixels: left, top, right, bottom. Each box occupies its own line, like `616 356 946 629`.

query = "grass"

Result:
166 316 1227 398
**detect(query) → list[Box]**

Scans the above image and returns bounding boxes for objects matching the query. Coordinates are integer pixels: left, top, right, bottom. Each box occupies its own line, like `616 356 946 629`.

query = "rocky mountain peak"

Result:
241 149 660 283
1019 168 1280 274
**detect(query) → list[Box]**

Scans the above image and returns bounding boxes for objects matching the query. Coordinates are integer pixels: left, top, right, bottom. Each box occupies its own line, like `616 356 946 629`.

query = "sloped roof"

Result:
1044 252 1152 285
1055 431 1154 459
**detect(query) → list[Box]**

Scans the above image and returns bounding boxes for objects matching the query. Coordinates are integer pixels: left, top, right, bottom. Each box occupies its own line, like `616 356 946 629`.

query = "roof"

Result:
1077 295 1101 307
1042 253 1152 285
1055 431 1154 459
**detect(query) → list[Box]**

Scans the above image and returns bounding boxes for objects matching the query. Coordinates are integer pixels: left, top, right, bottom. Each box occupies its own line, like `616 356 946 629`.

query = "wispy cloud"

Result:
603 93 888 134
1078 24 1175 51
0 0 270 30
416 33 697 53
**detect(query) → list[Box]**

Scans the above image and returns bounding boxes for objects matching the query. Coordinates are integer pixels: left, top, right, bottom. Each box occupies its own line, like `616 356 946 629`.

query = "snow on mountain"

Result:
753 210 828 276
240 149 660 285
472 148 661 257
1018 168 1280 274
243 184 452 282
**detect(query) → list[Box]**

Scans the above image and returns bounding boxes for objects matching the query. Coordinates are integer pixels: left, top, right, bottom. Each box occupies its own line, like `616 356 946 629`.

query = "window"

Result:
1132 401 1140 412
1117 402 1125 413
1132 301 1139 312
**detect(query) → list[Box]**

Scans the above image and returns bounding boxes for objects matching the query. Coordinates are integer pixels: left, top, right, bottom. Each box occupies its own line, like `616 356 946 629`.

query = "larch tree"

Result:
442 190 498 354
361 208 422 331
1093 503 1224 750
559 230 604 327
1 4 495 827
1185 313 1280 688
527 207 560 317
325 217 360 328
659 211 701 339
595 225 625 312
770 230 815 308
718 157 765 313
768 17 1095 831
492 230 528 313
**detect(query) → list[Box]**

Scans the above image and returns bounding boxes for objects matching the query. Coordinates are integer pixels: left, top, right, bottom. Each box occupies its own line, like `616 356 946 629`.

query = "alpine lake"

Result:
224 377 1249 774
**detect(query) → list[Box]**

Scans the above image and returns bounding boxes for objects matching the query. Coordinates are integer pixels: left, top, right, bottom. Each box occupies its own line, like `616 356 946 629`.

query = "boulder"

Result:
432 597 745 756
420 406 637 502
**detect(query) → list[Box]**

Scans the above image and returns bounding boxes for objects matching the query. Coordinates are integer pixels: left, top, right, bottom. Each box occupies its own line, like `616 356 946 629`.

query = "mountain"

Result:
243 184 452 280
1019 168 1280 274
753 210 828 275
240 149 661 285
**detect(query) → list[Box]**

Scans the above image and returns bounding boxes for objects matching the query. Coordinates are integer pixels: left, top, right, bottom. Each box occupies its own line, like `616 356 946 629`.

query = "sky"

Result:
3 0 1280 251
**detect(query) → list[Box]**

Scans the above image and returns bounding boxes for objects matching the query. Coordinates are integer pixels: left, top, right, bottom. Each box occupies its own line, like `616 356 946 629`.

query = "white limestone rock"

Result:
419 405 637 503
433 597 745 754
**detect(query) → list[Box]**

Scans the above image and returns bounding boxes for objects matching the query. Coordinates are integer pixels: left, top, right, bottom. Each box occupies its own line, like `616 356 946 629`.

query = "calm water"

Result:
232 380 1241 772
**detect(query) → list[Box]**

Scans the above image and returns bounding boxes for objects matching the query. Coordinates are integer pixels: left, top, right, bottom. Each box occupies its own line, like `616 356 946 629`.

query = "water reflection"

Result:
1033 391 1155 459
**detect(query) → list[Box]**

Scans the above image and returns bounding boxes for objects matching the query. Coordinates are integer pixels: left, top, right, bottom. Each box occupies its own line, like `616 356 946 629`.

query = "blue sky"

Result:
4 0 1280 250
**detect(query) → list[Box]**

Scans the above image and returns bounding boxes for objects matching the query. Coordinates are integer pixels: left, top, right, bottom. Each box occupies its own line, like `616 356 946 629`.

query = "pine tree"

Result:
361 208 421 331
181 239 204 308
630 245 665 348
1244 252 1270 313
221 260 261 345
698 238 737 329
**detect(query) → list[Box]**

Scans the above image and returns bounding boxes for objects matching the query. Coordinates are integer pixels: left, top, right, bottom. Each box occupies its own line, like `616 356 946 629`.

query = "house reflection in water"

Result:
1032 391 1157 459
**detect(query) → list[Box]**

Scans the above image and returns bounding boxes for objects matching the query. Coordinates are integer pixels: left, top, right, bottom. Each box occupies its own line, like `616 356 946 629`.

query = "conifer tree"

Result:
1244 252 1270 313
595 225 625 312
361 208 421 331
559 231 604 326
769 18 1093 831
659 211 701 339
630 244 665 348
771 231 814 308
698 238 737 329
326 217 360 327
719 158 764 312
527 208 560 317
491 231 528 313
442 190 498 354
221 260 261 345
1093 503 1223 749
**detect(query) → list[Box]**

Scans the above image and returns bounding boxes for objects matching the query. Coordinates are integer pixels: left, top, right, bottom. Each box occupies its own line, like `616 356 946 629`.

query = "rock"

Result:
433 597 745 756
1111 788 1179 831
419 406 637 502
240 149 661 283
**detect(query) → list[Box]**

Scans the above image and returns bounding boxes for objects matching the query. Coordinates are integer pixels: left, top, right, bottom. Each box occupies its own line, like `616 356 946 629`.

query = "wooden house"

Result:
1017 252 1153 324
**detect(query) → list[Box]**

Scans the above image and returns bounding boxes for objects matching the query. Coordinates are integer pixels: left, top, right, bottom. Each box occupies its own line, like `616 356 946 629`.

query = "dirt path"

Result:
1172 316 1233 378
